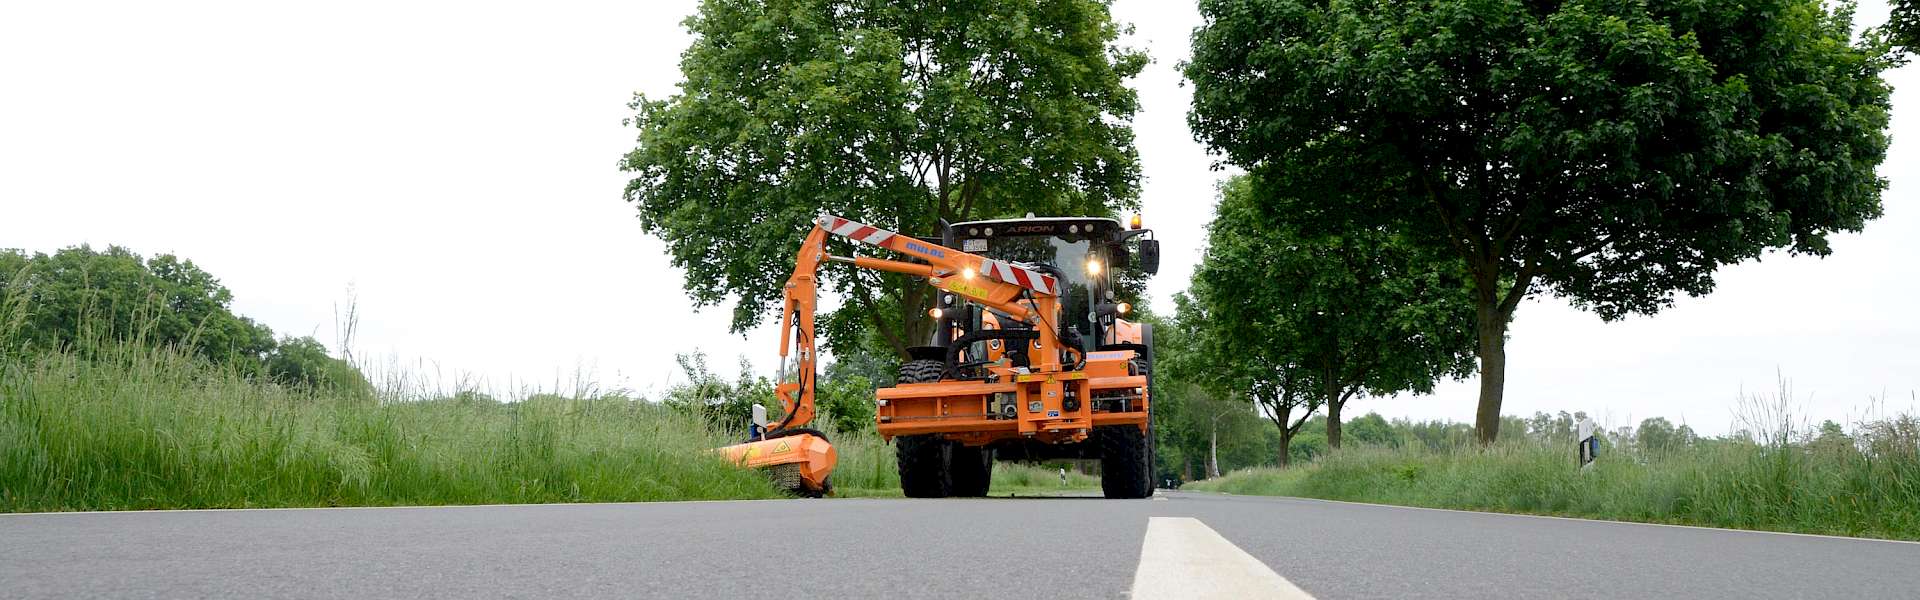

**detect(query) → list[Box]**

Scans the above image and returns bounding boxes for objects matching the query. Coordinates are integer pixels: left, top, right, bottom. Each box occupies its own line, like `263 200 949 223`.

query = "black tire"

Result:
895 360 954 498
949 444 992 497
898 359 944 384
1129 355 1159 490
1097 425 1151 499
896 434 952 498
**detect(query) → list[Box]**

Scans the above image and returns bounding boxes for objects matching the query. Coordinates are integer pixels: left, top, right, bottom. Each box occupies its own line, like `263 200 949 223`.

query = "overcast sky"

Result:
3 0 1914 435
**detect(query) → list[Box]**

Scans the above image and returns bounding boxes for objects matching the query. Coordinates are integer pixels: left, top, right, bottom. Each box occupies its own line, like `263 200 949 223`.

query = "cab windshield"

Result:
974 234 1103 345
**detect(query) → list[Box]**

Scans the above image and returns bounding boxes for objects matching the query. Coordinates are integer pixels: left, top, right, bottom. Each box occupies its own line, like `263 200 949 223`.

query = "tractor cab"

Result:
923 215 1159 373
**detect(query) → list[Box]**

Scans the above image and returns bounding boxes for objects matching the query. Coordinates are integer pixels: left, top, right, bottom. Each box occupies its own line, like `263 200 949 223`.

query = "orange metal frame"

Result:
767 214 1148 450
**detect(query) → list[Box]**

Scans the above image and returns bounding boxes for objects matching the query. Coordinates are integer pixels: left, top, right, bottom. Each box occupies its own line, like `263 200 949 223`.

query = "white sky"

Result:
3 1 1914 435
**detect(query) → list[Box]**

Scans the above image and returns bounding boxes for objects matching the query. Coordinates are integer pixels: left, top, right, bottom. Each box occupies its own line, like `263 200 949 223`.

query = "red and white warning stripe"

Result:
819 214 897 246
817 213 1060 297
982 258 1059 296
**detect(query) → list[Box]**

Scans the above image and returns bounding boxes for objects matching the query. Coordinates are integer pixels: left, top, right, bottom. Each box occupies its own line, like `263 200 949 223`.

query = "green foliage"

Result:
620 0 1146 357
264 336 374 400
1188 176 1478 449
1890 0 1920 49
1186 0 1896 442
0 246 275 366
0 341 781 511
660 351 775 432
813 345 895 434
1635 416 1698 455
1345 413 1398 446
816 373 877 434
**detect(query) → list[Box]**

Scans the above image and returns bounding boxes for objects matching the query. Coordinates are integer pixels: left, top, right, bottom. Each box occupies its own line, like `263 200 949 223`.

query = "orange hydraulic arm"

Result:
765 214 1071 435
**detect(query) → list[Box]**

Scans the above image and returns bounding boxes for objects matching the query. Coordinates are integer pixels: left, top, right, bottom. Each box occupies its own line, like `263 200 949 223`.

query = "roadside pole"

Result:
1577 417 1598 469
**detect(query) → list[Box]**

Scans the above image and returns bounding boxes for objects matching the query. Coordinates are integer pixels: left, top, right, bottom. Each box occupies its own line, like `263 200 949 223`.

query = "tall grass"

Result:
1188 393 1920 540
817 422 900 492
0 340 782 512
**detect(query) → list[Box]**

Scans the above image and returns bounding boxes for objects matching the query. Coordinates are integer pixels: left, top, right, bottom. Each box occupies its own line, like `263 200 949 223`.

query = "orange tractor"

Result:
719 213 1161 499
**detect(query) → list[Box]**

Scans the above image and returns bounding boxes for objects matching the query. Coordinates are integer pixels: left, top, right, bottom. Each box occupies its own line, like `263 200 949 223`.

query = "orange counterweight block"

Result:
716 432 837 497
874 351 1149 447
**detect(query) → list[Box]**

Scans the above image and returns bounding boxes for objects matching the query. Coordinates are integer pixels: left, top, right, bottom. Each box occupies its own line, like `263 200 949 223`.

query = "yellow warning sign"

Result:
773 441 792 453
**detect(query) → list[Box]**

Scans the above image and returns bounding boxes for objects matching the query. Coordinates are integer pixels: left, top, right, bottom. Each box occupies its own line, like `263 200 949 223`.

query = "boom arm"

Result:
766 214 1067 435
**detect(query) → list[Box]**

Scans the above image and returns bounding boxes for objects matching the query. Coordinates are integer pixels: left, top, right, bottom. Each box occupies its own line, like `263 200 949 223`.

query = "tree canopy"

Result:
1191 176 1478 449
264 336 375 399
0 246 275 365
1890 0 1920 49
622 0 1146 357
1186 0 1895 442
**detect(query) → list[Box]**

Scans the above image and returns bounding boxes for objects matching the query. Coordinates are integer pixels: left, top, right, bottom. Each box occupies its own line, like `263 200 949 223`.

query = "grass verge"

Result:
1186 433 1920 540
0 342 783 512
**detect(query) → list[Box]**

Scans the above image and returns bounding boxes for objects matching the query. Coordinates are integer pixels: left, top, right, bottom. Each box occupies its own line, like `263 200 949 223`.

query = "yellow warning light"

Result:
1130 214 1143 230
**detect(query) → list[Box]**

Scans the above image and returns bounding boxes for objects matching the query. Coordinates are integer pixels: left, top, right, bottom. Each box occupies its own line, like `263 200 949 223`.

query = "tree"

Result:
1808 419 1855 454
1891 1 1920 49
1195 176 1477 450
264 336 374 400
1187 0 1894 443
0 246 275 366
1637 416 1682 455
622 0 1146 357
1172 290 1321 467
1169 382 1242 478
1345 412 1398 447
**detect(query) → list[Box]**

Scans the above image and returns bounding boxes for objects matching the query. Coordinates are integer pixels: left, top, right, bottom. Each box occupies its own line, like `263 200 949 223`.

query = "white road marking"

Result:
1130 516 1315 600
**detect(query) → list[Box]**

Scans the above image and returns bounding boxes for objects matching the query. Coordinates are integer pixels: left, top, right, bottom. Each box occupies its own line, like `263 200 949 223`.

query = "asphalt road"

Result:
4 491 1917 599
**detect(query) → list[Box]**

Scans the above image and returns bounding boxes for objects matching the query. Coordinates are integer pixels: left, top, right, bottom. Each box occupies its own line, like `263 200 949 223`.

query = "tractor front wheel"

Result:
948 444 992 497
1097 425 1152 499
896 435 952 498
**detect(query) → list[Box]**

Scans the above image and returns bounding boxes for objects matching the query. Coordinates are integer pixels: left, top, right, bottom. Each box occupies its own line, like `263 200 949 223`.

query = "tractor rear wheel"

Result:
1097 425 1151 499
948 444 992 497
897 359 944 384
896 435 952 498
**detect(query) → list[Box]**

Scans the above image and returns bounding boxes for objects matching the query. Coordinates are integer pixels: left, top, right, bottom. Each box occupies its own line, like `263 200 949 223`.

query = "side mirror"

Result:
1137 239 1161 275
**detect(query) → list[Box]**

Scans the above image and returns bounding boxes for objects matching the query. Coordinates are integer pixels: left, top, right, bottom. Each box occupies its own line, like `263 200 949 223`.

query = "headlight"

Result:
1085 259 1103 276
928 308 944 320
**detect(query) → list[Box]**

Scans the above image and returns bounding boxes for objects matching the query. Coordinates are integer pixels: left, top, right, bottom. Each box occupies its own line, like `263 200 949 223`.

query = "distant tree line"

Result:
0 246 370 398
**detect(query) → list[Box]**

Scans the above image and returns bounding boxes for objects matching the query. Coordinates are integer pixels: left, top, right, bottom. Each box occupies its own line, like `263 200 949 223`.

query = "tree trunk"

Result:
1326 383 1344 450
1277 428 1293 467
900 284 932 353
1473 299 1510 445
1208 424 1221 479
